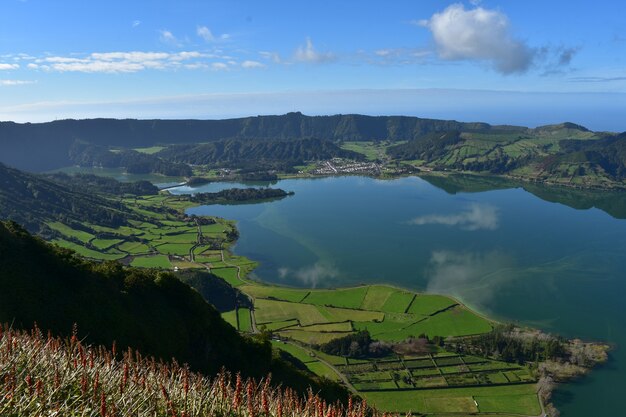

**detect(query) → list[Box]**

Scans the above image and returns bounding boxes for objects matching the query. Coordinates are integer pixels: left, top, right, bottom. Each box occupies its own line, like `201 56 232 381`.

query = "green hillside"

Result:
0 220 349 401
0 162 155 234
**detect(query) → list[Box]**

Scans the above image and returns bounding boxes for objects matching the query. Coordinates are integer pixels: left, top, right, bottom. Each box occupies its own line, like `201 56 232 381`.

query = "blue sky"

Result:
2 0 626 130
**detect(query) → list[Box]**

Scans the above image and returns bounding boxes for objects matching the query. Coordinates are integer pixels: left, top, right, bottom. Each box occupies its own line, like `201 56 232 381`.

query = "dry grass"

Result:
0 324 401 417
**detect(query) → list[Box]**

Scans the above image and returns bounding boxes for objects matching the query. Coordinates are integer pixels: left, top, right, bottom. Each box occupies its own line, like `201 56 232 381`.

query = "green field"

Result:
231 279 543 416
130 255 171 269
363 384 540 415
45 193 244 274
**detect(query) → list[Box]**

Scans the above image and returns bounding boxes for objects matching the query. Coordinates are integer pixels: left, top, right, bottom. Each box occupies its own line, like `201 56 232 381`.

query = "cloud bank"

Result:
409 203 499 231
420 3 534 74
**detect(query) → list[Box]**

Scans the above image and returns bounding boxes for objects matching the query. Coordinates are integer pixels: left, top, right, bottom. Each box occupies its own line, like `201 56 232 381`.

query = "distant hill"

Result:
0 221 349 401
0 113 506 171
2 112 625 188
158 138 363 166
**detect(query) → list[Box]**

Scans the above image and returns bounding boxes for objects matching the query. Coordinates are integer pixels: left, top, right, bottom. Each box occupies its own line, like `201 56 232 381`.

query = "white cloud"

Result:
0 79 36 86
0 63 19 70
26 51 207 73
159 30 182 47
294 38 335 63
421 3 534 74
197 26 230 43
197 26 215 42
241 60 265 69
409 203 499 231
260 51 281 63
211 62 228 70
132 20 141 28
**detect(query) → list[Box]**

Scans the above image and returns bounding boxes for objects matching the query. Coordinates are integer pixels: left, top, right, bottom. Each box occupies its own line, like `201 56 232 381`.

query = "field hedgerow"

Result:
0 324 401 417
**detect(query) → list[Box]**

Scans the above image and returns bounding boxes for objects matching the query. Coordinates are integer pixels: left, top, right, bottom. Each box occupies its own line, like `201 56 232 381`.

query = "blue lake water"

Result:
171 175 625 417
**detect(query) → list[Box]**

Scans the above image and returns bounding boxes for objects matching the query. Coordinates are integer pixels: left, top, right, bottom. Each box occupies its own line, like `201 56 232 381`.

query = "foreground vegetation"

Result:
0 326 370 417
0 221 349 403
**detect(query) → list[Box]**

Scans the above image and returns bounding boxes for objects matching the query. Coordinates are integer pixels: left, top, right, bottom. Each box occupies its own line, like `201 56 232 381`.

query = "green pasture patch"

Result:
201 223 227 234
272 341 316 363
439 365 466 374
410 368 440 377
211 267 245 287
171 260 204 269
48 222 94 243
237 308 252 332
382 291 415 313
414 376 447 388
349 371 393 382
303 286 369 309
300 322 353 332
130 255 171 269
360 285 397 310
305 362 341 381
364 376 539 415
194 254 222 263
118 241 151 254
405 359 435 369
278 330 349 345
221 310 238 329
262 319 299 331
476 393 541 415
207 261 228 268
339 363 377 374
255 299 327 326
462 355 489 364
423 396 478 414
406 306 492 338
407 294 458 316
312 350 347 366
486 372 509 384
468 361 512 372
340 141 382 161
51 239 126 261
434 356 463 367
241 285 309 302
133 146 165 154
444 373 478 386
353 381 398 391
91 238 123 250
223 255 255 267
376 361 405 371
159 232 198 243
318 306 384 323
353 317 426 342
154 243 194 256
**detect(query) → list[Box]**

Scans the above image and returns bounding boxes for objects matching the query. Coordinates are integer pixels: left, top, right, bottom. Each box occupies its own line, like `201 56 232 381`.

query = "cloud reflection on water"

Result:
277 262 339 288
425 250 514 307
409 203 499 231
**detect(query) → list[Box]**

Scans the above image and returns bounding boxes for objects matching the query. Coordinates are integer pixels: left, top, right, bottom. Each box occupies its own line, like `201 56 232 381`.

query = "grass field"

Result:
363 384 540 415
130 255 171 269
230 279 543 416
46 193 244 274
